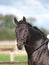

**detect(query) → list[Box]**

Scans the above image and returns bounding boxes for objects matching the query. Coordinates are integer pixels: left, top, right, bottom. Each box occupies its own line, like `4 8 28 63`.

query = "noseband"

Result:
24 39 49 53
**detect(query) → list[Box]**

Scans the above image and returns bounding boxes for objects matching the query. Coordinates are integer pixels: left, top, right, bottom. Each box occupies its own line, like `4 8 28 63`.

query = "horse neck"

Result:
24 27 48 55
27 27 42 45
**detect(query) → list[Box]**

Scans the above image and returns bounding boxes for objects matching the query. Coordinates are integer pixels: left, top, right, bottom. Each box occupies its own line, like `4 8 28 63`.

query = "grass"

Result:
15 55 27 61
0 54 10 65
15 55 28 65
0 54 28 65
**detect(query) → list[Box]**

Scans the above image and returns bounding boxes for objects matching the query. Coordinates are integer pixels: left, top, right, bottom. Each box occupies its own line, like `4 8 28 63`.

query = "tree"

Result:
0 14 17 28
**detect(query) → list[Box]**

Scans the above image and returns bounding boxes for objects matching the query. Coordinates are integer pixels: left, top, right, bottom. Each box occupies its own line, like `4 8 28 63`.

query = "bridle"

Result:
24 39 49 53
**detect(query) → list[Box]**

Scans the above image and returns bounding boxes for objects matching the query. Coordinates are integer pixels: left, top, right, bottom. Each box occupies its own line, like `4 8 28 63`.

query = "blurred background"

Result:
0 0 49 65
0 0 49 40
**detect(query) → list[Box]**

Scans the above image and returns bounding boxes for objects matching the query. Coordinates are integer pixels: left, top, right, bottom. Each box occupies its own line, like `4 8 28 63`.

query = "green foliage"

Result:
0 14 16 28
0 14 17 40
0 28 16 40
0 14 49 40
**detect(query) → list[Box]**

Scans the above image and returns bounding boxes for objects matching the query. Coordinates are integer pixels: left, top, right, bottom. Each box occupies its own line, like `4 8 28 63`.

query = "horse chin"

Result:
17 46 23 50
17 44 23 50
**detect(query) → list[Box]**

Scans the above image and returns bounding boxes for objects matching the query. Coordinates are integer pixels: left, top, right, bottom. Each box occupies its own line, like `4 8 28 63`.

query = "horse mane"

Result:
33 26 47 39
27 23 33 27
33 27 46 35
18 20 46 39
27 22 47 40
27 22 46 37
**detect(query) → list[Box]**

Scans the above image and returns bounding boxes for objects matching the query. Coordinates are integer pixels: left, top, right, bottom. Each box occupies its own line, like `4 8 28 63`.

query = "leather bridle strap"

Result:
24 39 49 53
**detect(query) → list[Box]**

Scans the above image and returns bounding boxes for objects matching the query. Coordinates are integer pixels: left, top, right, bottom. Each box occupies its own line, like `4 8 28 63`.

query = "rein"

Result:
24 39 49 53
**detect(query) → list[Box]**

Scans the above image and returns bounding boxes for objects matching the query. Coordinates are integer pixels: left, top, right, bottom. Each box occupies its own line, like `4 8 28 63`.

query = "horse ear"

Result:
23 16 26 22
14 17 19 25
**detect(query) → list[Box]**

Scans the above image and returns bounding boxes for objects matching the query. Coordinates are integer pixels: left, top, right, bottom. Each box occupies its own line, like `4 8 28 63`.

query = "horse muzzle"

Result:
17 40 24 50
17 44 23 50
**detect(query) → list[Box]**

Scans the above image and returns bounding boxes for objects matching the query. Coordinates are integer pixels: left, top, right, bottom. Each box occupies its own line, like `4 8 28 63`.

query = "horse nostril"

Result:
17 43 21 47
18 40 24 43
17 44 23 50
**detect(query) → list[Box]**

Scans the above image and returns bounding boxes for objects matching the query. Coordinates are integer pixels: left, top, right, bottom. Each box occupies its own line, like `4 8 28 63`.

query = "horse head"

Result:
14 17 28 50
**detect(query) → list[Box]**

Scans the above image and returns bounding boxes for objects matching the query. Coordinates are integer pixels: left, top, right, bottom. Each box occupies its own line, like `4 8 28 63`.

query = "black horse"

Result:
14 17 49 65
